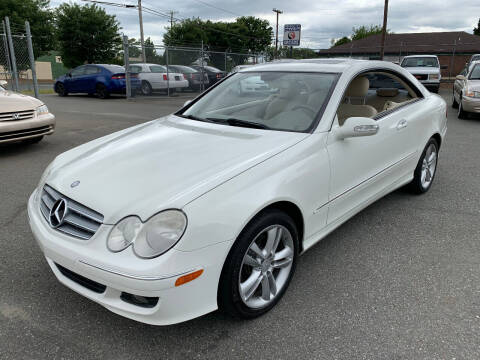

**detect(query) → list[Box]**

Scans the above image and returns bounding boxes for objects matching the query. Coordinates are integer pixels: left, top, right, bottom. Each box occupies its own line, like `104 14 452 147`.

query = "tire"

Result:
218 209 298 319
452 90 458 108
458 97 468 119
407 138 439 194
55 83 68 97
96 83 109 99
23 136 44 145
141 80 152 96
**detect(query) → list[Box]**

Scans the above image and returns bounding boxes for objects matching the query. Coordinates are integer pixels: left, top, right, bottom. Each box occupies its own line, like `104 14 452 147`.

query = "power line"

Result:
190 0 242 17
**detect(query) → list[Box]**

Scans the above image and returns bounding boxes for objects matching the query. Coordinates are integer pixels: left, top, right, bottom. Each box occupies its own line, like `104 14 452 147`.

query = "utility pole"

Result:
169 10 177 29
272 8 282 58
379 0 389 60
138 0 146 62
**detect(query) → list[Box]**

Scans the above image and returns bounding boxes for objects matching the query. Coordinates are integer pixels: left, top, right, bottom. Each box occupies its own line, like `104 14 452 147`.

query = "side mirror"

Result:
456 75 466 81
440 64 448 70
336 117 379 139
67 72 72 78
183 100 192 107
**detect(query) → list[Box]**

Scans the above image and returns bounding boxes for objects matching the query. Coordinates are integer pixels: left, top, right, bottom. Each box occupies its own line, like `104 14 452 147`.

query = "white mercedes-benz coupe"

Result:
28 59 447 325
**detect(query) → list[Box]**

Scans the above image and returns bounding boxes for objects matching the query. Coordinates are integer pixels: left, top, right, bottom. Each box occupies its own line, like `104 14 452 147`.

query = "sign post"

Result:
283 24 301 48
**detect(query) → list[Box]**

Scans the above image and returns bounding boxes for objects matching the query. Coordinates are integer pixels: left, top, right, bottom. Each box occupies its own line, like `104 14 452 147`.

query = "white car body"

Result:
129 63 188 93
28 59 447 325
401 55 441 93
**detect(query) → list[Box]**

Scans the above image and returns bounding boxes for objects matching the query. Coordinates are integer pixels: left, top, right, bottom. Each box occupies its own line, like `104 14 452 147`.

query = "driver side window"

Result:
71 66 86 77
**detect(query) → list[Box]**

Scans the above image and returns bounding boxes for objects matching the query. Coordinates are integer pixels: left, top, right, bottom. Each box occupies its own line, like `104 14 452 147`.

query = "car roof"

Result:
402 55 438 58
237 58 396 74
132 63 165 67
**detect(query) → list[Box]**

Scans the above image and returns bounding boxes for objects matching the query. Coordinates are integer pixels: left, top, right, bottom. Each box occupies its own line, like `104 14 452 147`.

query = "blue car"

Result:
54 64 141 99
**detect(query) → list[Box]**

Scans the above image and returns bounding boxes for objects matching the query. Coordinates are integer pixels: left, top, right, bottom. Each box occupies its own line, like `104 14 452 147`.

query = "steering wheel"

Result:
291 105 317 118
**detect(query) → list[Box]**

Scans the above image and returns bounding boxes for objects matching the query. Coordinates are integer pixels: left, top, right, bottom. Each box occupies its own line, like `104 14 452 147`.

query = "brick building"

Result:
319 31 480 77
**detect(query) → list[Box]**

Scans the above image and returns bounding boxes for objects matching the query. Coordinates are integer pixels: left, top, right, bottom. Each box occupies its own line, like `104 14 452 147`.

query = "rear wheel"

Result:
218 209 298 319
141 80 152 96
55 83 67 97
96 83 109 99
408 138 439 194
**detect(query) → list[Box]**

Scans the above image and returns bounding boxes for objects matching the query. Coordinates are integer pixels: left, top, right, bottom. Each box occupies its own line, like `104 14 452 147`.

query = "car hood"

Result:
403 67 440 75
46 115 308 224
0 90 42 111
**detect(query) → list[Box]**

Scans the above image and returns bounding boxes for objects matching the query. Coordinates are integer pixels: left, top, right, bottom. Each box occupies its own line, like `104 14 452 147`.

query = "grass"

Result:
20 89 55 95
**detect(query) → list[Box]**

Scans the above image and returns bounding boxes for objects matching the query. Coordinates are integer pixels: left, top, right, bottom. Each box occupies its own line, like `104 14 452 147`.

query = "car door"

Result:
80 65 101 93
326 73 424 225
454 67 467 103
67 66 86 93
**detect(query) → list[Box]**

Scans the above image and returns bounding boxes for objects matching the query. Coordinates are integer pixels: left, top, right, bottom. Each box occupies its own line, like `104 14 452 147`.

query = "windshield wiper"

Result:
206 117 271 130
179 114 214 123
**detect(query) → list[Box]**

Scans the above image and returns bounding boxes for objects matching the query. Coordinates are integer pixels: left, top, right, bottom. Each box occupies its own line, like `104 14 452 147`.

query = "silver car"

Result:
453 60 480 119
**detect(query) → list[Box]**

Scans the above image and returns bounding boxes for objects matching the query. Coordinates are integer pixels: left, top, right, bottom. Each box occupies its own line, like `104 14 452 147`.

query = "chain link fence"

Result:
123 36 265 99
1 18 39 96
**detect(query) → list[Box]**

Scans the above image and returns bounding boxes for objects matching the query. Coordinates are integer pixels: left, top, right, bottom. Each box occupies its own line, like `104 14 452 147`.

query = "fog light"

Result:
175 269 203 287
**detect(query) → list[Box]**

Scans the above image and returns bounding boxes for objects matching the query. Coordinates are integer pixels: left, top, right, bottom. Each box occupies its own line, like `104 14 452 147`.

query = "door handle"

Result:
396 119 408 130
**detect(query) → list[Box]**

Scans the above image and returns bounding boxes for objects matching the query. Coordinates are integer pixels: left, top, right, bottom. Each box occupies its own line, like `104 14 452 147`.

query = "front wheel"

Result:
218 209 298 319
141 80 152 96
55 83 68 97
452 90 459 108
458 99 468 119
408 138 439 194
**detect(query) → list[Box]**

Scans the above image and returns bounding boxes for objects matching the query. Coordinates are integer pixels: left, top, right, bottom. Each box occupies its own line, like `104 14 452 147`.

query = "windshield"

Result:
401 57 439 68
180 71 338 133
470 64 480 80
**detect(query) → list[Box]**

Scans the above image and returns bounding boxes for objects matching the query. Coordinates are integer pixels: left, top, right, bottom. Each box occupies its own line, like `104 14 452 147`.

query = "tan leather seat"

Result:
264 80 302 119
337 77 377 125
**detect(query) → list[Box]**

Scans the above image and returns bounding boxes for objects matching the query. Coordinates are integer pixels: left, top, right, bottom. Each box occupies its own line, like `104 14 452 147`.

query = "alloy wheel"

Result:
420 143 437 189
238 225 294 309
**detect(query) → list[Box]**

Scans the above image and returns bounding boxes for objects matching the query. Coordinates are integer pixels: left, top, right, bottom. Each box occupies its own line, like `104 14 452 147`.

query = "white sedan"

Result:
28 59 447 325
129 63 188 95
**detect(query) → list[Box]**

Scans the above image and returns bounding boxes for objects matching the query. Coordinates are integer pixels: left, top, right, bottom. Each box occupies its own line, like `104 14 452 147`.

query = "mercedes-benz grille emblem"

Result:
49 198 68 228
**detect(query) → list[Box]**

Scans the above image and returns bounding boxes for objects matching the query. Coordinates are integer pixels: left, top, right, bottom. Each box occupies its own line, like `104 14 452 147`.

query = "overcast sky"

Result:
50 0 479 49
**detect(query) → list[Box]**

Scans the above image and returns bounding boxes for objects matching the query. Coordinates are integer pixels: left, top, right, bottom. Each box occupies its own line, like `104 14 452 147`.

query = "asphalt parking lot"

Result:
1 90 479 359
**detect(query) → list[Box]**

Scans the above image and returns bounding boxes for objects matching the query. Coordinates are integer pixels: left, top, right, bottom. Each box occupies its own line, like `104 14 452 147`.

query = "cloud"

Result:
49 0 479 49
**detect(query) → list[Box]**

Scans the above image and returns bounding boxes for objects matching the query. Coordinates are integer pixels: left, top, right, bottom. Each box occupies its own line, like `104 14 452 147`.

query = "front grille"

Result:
0 109 35 122
56 263 106 293
0 125 53 141
40 184 104 240
414 74 428 81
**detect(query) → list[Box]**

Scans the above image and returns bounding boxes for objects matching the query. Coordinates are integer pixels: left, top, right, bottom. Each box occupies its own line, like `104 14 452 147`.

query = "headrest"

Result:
275 79 297 99
345 76 369 97
376 88 399 97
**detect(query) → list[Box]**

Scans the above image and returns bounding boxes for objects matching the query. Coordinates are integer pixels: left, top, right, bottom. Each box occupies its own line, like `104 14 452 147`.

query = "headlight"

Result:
465 90 480 98
107 210 187 258
429 74 439 80
36 104 49 116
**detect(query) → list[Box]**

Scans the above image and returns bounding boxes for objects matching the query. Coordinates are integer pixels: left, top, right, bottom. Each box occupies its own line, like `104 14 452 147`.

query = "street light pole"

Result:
379 0 389 60
138 0 146 62
272 8 282 59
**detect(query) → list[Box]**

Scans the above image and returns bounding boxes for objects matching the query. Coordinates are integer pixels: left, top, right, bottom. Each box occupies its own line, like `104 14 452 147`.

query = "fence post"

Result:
25 21 39 98
166 46 169 96
224 52 227 73
122 35 131 99
5 17 19 92
449 40 456 80
201 40 204 92
2 20 12 87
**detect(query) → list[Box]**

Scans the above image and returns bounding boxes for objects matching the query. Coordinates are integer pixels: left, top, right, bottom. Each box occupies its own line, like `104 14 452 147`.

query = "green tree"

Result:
351 24 385 41
474 19 480 35
332 36 351 47
0 0 55 57
55 3 121 68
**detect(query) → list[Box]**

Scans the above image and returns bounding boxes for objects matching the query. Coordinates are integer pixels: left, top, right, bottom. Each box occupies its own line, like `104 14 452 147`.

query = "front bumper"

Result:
461 96 480 113
0 113 55 144
27 189 231 325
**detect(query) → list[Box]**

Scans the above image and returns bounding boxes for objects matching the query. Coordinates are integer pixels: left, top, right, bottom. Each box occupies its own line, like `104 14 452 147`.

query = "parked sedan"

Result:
28 59 446 325
0 80 55 144
129 63 188 95
452 60 480 118
401 55 443 93
54 64 141 99
168 65 209 91
190 65 226 87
